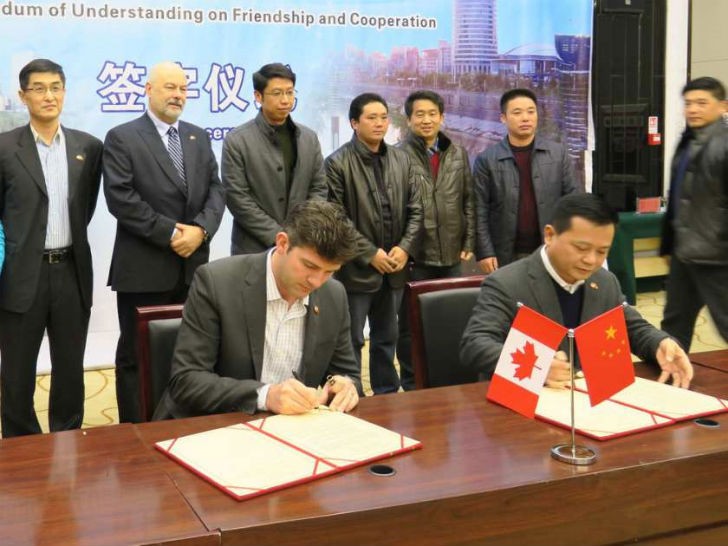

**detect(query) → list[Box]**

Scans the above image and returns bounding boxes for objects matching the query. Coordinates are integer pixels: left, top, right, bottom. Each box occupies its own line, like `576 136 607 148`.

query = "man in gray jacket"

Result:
473 88 579 273
661 76 728 351
222 63 327 254
326 93 423 394
395 90 475 390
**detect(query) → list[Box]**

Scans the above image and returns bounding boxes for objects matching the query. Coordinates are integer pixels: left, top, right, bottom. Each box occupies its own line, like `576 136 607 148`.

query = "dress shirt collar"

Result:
147 110 180 139
427 136 440 157
30 124 64 147
265 249 310 307
540 246 585 294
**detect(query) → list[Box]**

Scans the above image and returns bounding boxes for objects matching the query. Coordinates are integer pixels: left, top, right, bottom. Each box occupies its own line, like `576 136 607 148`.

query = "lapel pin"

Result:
313 305 320 315
75 154 84 161
590 282 598 290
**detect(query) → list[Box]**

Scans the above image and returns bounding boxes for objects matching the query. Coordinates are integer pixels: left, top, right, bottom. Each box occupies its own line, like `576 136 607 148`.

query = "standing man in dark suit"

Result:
0 59 103 437
104 61 225 423
153 200 361 419
222 63 327 255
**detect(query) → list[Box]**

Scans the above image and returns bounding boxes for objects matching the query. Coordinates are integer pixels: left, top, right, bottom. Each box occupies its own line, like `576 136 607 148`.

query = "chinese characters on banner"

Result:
96 61 251 114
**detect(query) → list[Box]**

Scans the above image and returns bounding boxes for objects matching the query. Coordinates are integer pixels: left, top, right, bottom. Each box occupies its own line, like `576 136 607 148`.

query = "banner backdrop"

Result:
0 0 593 369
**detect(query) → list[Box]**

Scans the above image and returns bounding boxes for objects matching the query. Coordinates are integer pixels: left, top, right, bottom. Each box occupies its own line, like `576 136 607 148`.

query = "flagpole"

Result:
550 329 597 465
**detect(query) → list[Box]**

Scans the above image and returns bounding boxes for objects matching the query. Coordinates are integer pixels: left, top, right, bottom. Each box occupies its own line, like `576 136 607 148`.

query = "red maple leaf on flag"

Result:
511 341 540 381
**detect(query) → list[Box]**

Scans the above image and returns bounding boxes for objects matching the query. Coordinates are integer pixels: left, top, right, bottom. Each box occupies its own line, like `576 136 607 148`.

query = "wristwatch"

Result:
194 223 210 243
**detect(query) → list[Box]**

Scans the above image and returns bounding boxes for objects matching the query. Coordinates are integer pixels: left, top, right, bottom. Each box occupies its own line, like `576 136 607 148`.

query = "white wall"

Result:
663 0 690 193
690 0 728 83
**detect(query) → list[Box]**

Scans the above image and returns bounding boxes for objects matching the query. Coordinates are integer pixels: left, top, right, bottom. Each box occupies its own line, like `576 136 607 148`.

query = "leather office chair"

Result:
135 304 184 421
405 276 484 389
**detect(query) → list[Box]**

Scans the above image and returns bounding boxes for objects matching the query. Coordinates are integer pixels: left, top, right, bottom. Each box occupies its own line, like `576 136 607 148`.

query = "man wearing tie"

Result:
0 59 103 437
104 61 225 423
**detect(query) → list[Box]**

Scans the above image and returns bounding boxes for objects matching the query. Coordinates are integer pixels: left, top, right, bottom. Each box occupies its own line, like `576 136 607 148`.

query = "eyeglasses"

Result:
25 85 65 96
265 89 296 99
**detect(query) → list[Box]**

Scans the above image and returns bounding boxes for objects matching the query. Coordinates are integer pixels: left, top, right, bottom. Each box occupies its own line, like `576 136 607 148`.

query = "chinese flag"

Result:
487 306 568 418
574 305 635 406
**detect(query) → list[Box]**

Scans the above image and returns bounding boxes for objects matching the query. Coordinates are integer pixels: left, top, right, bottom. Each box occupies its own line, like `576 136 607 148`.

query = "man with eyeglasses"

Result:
0 58 103 437
103 61 225 423
222 63 327 255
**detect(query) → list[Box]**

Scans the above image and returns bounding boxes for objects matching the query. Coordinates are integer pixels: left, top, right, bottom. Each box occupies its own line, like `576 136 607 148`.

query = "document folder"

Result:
156 409 422 500
535 377 728 440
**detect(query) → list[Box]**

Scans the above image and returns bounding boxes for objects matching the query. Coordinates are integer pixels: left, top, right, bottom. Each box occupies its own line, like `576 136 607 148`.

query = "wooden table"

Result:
0 424 218 546
135 363 728 546
690 349 728 374
1 362 727 546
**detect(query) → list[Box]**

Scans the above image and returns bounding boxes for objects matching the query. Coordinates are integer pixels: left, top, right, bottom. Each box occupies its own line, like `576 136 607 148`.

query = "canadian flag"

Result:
487 306 568 418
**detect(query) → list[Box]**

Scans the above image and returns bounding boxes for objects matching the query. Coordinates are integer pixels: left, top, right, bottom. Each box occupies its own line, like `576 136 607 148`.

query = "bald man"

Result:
103 61 225 422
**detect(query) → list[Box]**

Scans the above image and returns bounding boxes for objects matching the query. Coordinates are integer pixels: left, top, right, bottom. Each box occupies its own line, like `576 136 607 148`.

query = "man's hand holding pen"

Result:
266 372 359 415
265 378 322 415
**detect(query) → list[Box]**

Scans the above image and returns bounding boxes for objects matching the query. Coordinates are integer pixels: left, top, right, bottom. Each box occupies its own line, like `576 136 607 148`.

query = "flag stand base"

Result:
550 444 597 465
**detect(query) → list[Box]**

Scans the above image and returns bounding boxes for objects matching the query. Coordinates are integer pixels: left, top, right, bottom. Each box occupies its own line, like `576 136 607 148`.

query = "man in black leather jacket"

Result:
661 76 728 351
326 93 423 394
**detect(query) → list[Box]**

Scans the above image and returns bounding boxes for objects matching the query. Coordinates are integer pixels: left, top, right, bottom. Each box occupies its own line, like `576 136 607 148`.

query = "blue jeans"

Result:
348 286 404 394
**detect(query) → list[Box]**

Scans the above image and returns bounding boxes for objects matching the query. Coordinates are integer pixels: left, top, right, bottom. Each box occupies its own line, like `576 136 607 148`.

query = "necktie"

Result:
167 126 186 183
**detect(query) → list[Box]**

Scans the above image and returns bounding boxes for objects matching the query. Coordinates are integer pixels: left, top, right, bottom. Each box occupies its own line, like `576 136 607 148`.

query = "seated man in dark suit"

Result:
154 200 362 419
460 193 693 388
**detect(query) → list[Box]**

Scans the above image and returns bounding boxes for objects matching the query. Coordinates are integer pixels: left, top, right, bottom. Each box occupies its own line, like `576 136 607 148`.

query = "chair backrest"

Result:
136 304 184 421
406 276 484 389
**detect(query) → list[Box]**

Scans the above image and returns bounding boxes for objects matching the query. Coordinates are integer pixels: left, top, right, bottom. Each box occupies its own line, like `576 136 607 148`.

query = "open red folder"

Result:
155 408 422 501
535 377 728 440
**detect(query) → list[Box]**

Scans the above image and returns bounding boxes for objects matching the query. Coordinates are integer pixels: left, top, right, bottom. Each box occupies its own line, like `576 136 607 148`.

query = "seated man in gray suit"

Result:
154 200 362 419
461 193 693 389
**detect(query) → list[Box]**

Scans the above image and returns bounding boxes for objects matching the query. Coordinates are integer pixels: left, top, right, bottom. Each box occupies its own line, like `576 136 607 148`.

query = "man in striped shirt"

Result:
0 59 103 437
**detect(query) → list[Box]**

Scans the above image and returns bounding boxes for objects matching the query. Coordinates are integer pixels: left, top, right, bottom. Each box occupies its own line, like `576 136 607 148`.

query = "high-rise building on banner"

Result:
452 0 498 75
555 35 592 180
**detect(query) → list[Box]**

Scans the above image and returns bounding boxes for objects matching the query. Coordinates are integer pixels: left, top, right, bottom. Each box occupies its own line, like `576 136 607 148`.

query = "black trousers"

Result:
661 257 728 352
114 274 188 423
0 257 89 437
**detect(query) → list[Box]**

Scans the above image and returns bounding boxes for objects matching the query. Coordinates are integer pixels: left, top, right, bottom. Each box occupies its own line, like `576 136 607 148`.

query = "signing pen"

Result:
291 370 331 411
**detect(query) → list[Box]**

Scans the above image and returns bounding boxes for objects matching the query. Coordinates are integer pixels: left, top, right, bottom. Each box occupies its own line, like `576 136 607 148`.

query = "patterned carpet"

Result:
26 290 728 434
